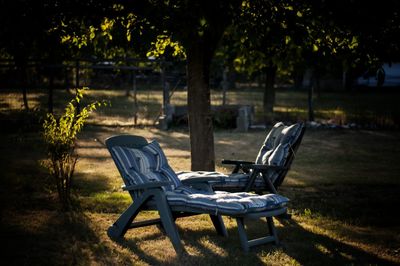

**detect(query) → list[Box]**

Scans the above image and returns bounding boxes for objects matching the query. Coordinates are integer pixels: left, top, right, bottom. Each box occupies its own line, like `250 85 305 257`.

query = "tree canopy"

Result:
1 0 400 169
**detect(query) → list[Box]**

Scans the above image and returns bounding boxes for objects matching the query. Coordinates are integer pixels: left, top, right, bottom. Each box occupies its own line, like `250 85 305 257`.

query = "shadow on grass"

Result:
1 210 119 265
113 221 267 265
74 172 112 195
107 213 397 265
282 184 400 227
279 218 397 265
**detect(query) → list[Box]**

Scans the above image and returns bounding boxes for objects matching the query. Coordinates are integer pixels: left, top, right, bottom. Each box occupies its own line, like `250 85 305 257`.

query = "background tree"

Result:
123 1 243 171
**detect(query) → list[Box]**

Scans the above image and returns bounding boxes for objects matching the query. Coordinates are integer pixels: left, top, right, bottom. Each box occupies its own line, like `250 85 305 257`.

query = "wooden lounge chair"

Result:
106 135 289 253
177 122 305 194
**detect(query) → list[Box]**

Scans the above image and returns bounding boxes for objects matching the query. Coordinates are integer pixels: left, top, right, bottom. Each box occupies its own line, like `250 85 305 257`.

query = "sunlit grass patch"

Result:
2 88 400 264
2 88 400 126
79 192 131 213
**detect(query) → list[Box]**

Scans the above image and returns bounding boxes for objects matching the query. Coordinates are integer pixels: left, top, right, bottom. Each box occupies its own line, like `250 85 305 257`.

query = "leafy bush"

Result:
42 88 106 209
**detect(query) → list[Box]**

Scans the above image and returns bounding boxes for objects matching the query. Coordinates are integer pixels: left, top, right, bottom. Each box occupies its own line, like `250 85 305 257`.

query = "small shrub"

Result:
42 88 106 209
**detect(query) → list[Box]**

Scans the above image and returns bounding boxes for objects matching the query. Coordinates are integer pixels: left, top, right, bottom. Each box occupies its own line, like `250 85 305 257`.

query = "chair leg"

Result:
154 194 185 254
267 217 279 245
236 216 280 252
210 215 228 237
107 200 142 239
236 217 250 252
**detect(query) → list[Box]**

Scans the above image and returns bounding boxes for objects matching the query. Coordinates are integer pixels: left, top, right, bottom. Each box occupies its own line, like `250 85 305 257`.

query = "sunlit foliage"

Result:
42 88 107 209
146 34 186 59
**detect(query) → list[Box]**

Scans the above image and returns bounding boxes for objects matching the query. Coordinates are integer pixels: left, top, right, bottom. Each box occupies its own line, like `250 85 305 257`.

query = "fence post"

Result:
75 60 80 112
132 70 138 125
159 63 172 130
308 85 314 122
222 66 228 105
48 67 54 113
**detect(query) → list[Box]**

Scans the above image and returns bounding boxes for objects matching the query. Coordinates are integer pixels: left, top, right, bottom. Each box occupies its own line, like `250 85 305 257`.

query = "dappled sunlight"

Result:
284 175 307 186
0 90 45 112
2 89 400 264
196 236 229 258
291 216 398 264
2 88 399 127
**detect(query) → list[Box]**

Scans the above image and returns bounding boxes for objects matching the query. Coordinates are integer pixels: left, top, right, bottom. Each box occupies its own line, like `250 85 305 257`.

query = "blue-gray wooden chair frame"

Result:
105 135 287 253
221 124 306 194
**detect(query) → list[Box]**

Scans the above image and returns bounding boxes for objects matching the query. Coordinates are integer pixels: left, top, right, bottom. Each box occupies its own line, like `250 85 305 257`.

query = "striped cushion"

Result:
166 186 288 215
215 173 266 189
177 171 227 183
177 171 268 190
267 143 290 183
255 122 285 164
112 141 181 190
141 141 182 188
111 146 151 185
280 123 303 146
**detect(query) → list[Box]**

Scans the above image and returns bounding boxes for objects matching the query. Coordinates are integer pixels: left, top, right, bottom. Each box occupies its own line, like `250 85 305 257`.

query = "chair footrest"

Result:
248 236 276 248
129 218 161 228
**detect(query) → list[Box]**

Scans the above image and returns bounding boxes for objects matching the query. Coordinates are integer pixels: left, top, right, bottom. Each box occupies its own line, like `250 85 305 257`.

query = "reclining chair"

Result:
178 122 305 194
106 135 289 253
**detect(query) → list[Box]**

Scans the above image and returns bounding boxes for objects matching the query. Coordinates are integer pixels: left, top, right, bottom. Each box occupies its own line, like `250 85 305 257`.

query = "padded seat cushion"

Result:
112 141 182 189
177 171 267 190
167 186 288 215
177 171 227 183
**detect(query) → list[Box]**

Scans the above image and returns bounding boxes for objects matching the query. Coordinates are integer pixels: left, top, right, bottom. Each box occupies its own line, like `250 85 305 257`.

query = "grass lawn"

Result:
1 88 400 265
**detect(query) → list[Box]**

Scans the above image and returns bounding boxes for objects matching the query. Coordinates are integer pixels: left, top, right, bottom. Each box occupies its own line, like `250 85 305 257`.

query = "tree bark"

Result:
263 64 277 124
15 61 29 111
308 85 314 121
48 70 54 114
187 43 215 171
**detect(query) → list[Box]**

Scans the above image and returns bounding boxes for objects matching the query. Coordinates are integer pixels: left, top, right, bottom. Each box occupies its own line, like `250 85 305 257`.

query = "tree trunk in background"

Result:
293 69 304 89
15 60 29 111
308 85 314 121
48 70 54 114
187 43 215 171
21 72 29 110
263 64 277 124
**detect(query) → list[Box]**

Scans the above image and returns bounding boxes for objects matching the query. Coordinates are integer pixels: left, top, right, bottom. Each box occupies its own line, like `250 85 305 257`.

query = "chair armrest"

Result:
122 181 173 191
221 159 254 165
181 176 223 185
242 164 288 171
222 159 254 174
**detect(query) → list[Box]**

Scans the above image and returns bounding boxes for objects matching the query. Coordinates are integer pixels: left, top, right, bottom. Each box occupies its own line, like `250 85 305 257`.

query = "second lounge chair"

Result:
178 122 305 194
106 135 290 253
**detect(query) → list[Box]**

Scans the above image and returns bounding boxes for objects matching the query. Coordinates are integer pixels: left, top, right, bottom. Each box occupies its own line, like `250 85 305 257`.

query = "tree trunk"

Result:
48 70 54 113
263 64 277 124
22 82 29 111
222 66 228 105
14 53 30 111
187 44 215 171
15 62 29 111
293 69 304 89
308 85 314 121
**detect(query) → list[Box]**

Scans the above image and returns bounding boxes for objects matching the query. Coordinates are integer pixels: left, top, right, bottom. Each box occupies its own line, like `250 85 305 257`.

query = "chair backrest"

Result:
106 135 149 150
106 135 182 197
254 122 285 164
106 135 149 187
253 122 305 189
272 123 306 188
